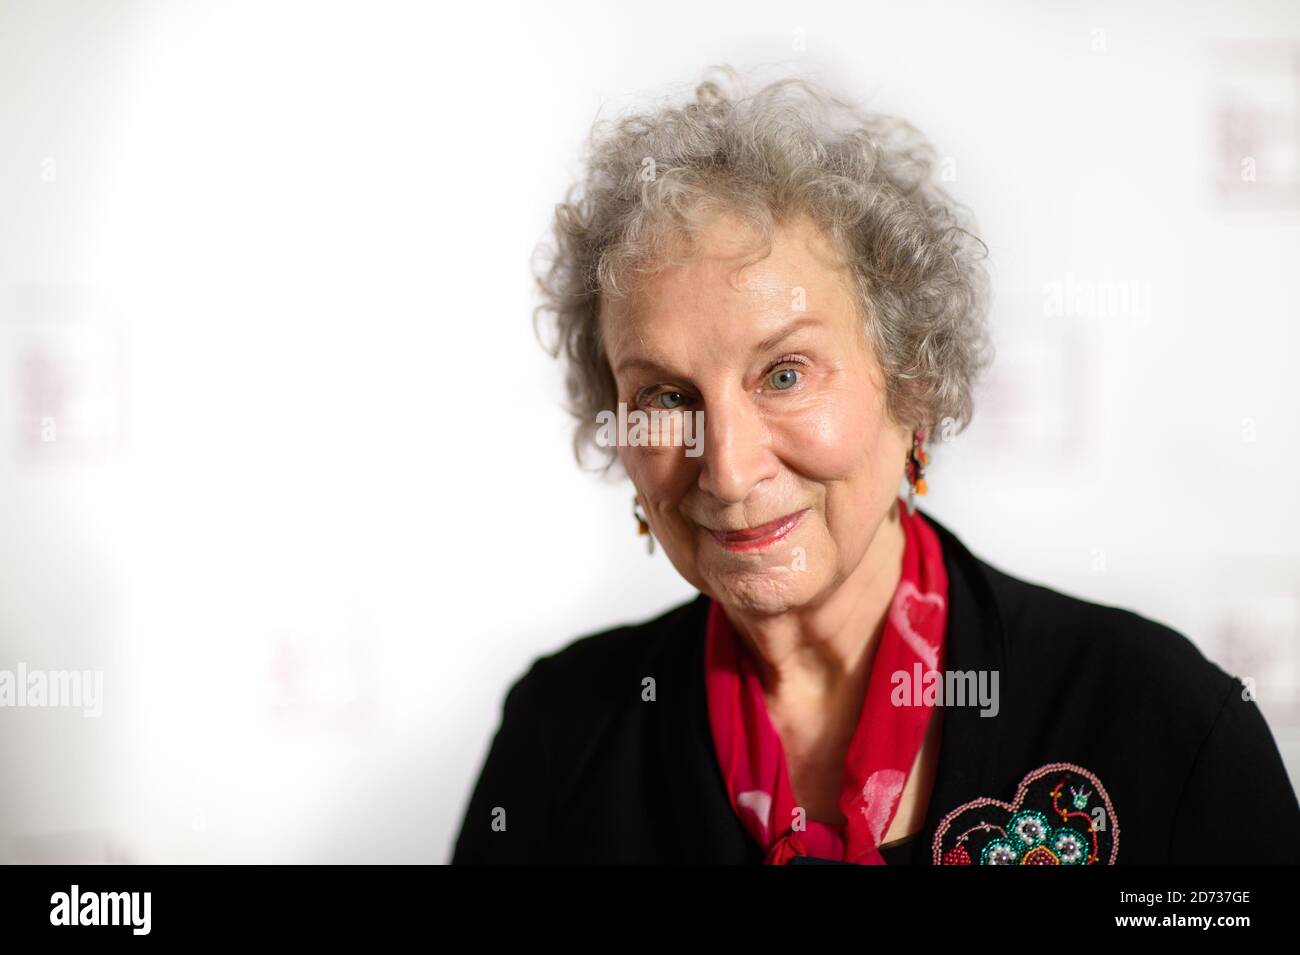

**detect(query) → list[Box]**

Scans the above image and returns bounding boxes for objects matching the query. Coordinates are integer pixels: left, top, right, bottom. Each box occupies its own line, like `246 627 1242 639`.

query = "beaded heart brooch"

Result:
931 762 1119 865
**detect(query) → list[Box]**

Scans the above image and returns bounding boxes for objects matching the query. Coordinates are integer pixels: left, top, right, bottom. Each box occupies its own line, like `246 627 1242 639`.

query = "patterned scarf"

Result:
704 496 949 864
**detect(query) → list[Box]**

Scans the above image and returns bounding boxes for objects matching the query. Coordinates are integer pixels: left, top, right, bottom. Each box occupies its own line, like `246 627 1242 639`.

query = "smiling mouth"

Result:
708 509 809 552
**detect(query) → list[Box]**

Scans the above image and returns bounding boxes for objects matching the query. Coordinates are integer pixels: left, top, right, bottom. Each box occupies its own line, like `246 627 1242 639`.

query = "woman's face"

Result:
601 212 912 617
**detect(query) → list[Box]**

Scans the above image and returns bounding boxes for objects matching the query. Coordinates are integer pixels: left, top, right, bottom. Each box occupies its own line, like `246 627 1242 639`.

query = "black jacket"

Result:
451 508 1300 864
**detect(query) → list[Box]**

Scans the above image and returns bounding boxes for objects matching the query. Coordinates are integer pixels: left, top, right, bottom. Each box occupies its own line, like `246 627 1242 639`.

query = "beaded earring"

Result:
632 496 654 555
905 428 929 516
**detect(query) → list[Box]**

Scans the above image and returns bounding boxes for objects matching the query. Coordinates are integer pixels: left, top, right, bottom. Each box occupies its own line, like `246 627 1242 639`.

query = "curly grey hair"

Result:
533 65 993 470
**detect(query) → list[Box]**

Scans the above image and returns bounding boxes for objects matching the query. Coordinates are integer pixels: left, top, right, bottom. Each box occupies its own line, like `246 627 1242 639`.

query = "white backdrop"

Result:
1 0 1297 862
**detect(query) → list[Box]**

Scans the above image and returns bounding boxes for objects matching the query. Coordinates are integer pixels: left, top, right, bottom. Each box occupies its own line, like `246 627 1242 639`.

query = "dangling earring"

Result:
905 428 929 516
632 496 655 555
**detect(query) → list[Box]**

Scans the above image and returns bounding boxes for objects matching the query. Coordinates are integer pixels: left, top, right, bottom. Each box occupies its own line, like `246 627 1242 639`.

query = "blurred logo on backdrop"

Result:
1 282 129 463
1212 39 1300 210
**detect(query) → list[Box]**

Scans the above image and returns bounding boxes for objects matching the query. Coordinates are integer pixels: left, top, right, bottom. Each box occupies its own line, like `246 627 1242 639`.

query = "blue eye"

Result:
657 392 686 409
769 368 800 390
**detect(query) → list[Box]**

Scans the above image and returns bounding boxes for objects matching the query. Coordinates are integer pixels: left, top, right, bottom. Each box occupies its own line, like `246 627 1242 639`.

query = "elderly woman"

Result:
452 68 1300 865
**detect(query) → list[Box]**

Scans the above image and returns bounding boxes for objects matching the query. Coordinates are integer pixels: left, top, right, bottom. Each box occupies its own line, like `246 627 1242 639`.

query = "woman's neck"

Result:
725 502 907 703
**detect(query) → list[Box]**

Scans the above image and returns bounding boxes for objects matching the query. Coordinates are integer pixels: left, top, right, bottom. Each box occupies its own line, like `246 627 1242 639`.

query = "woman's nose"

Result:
696 396 777 505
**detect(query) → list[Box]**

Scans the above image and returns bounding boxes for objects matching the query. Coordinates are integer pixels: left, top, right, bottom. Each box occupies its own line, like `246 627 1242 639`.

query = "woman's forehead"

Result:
605 220 855 323
603 305 861 380
660 210 849 279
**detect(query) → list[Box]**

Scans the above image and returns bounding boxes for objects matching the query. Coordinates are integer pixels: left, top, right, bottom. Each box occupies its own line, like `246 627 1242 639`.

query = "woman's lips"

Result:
708 509 809 552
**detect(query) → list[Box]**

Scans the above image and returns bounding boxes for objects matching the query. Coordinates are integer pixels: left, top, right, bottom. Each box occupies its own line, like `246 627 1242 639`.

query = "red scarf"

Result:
705 497 949 864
